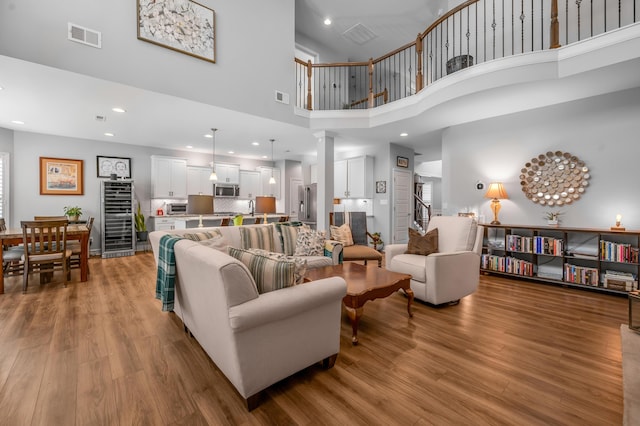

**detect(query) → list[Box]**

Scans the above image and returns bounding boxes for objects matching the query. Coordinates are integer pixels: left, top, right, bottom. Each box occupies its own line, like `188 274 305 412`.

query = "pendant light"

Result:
209 128 218 181
269 138 276 184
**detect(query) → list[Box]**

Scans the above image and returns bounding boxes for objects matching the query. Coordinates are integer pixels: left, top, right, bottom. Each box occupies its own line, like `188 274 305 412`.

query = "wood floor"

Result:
0 253 627 425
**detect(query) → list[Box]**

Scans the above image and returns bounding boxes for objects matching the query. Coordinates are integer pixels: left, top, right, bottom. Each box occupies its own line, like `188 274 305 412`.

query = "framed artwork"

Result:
137 0 216 63
97 156 132 179
40 157 84 195
397 156 409 168
376 181 386 193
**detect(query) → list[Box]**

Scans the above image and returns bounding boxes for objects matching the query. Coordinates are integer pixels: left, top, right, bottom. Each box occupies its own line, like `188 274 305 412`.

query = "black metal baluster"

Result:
531 0 534 51
492 0 497 59
502 0 505 57
521 0 525 52
577 0 582 40
566 0 569 44
512 0 515 54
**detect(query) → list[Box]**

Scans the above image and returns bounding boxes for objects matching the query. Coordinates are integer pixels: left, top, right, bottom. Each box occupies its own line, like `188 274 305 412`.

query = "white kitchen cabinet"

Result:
151 156 188 199
150 217 176 231
334 156 373 199
257 166 281 199
239 170 261 199
187 166 214 196
215 163 240 184
310 164 318 184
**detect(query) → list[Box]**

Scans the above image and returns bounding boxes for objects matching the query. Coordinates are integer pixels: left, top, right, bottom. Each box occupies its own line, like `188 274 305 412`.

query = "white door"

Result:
290 178 303 220
392 169 412 243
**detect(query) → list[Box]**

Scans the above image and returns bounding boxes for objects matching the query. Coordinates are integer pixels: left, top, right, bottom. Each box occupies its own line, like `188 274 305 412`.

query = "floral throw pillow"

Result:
294 229 326 257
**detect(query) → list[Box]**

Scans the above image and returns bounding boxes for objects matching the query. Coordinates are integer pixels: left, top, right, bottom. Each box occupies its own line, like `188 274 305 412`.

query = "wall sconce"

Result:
484 182 508 225
611 213 626 231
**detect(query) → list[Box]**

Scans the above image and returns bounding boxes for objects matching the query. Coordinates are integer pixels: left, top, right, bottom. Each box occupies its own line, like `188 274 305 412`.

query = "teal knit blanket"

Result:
155 234 183 312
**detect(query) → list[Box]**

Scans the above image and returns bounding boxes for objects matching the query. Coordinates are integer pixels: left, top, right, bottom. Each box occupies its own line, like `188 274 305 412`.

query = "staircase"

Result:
413 194 430 233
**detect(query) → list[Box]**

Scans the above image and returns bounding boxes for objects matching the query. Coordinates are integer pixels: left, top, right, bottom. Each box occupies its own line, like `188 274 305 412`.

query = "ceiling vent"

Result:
68 23 102 48
95 115 107 122
342 23 378 45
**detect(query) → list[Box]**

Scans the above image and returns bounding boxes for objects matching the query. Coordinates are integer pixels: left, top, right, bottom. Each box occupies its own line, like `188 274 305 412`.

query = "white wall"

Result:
0 0 298 125
442 87 640 229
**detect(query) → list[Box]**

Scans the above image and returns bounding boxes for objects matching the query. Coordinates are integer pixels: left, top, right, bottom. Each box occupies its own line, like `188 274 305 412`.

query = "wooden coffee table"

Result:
305 263 413 344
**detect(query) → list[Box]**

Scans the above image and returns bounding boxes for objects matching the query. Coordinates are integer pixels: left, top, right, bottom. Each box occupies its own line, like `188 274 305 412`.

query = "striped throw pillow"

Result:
180 230 222 241
239 225 276 251
227 247 296 294
247 248 307 284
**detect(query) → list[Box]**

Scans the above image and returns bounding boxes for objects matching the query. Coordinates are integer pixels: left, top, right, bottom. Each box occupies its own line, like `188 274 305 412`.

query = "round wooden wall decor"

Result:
520 151 590 206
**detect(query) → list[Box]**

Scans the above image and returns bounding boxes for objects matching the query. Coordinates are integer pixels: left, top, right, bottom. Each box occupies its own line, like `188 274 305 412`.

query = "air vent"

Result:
342 23 377 45
68 23 102 48
95 115 107 122
275 90 290 105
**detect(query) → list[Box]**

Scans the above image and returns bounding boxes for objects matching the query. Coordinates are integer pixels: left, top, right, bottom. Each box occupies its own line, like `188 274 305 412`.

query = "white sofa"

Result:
149 224 347 410
385 216 483 305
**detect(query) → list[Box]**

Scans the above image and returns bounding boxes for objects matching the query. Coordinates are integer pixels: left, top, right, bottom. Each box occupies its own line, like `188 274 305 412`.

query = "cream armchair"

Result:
385 216 483 305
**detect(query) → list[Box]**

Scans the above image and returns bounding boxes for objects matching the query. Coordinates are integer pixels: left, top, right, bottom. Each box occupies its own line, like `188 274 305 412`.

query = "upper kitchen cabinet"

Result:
239 170 261 199
187 166 214 196
334 156 374 199
257 166 281 199
151 156 188 199
215 163 240 184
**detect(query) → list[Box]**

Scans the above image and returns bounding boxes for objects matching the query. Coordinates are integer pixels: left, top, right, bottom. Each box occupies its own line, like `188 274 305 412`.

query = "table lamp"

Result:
484 182 508 225
187 194 214 227
255 196 276 223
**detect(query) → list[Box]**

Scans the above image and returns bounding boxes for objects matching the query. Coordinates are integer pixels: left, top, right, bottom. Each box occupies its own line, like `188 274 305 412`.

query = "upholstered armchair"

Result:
332 211 383 267
385 216 483 305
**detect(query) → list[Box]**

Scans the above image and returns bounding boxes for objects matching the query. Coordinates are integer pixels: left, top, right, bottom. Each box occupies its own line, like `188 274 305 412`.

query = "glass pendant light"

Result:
209 128 218 181
269 138 276 184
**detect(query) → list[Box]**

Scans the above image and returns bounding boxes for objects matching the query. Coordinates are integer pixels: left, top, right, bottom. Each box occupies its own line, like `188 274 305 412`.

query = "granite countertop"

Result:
150 213 286 219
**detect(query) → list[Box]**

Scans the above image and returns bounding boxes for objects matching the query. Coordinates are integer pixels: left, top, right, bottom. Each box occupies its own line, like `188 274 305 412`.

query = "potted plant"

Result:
63 206 83 222
370 232 384 251
135 204 148 241
545 211 563 227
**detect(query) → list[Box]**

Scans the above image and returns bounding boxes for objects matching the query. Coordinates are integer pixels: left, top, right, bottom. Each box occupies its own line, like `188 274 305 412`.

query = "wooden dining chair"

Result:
0 218 24 277
20 219 72 293
68 216 94 275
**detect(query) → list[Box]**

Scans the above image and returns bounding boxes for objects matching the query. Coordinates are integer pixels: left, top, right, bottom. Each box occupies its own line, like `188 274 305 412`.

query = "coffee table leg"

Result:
345 305 363 344
404 288 414 318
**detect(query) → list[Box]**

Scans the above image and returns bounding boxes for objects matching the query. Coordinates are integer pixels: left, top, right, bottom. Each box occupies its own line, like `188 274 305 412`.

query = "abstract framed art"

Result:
137 0 216 63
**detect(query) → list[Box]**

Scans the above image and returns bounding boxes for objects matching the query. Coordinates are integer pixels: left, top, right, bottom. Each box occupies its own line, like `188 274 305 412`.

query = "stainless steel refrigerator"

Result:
298 183 317 229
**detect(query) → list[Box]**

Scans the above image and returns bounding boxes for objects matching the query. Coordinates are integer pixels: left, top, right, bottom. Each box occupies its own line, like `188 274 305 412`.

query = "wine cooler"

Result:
101 180 135 258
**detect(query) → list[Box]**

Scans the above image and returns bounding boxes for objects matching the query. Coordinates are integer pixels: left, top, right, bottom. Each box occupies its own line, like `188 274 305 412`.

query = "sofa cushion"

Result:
196 233 229 252
246 248 307 284
227 247 296 294
330 223 354 247
294 229 326 256
389 254 427 283
239 224 276 252
219 260 260 307
405 228 439 255
342 245 383 261
304 255 334 269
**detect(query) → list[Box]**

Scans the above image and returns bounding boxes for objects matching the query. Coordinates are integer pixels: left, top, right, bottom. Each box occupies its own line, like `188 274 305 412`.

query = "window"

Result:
422 181 433 204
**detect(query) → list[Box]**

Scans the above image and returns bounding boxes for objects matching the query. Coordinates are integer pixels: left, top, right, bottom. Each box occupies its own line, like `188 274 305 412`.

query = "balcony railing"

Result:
295 0 638 111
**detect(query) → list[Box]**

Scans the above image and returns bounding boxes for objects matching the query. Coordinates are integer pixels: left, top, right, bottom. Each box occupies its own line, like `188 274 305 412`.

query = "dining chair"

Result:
0 218 24 277
34 215 68 220
20 219 72 293
68 216 94 275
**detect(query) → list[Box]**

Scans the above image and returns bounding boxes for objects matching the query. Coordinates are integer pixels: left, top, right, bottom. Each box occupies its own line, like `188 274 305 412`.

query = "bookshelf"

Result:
482 224 639 295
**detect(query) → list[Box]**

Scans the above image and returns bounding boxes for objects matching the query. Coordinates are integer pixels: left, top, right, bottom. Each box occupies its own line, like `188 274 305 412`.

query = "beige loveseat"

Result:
385 216 483 305
149 224 347 410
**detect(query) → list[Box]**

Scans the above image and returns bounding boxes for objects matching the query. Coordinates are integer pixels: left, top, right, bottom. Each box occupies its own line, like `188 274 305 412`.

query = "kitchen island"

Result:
149 214 288 231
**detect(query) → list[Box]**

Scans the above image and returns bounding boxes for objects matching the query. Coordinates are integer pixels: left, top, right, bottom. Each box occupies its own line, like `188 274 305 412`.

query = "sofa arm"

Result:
426 251 481 286
324 240 343 265
228 277 347 332
385 243 408 268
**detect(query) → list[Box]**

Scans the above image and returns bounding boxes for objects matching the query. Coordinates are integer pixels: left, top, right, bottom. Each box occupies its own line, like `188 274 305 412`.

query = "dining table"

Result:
0 223 90 294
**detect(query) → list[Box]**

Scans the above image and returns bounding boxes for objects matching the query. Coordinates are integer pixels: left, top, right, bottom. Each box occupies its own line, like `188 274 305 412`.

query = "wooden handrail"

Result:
419 0 480 40
350 89 388 108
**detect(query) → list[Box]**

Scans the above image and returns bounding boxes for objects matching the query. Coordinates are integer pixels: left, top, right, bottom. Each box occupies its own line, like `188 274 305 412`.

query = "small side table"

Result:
629 291 640 332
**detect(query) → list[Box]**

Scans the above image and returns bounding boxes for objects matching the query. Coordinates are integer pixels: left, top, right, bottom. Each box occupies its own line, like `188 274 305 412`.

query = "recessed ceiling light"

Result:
324 17 332 25
11 120 24 125
104 132 114 137
112 107 126 113
186 145 193 149
262 155 268 159
252 141 260 146
204 134 213 138
228 151 234 154
0 86 4 91
400 132 408 137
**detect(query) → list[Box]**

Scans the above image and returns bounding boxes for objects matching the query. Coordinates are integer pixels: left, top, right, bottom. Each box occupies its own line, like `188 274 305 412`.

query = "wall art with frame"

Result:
97 156 132 179
137 0 216 63
40 157 84 195
397 156 409 168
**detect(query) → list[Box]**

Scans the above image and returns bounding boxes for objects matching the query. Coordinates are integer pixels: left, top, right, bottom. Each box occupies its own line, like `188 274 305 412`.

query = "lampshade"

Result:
255 196 276 214
484 182 508 199
187 194 214 215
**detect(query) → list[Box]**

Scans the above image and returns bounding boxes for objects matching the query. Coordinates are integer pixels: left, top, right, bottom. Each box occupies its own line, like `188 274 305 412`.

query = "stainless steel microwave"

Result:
214 184 239 198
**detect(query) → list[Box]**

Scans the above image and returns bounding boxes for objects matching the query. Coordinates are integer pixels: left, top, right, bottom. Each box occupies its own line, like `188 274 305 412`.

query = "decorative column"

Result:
313 131 335 233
